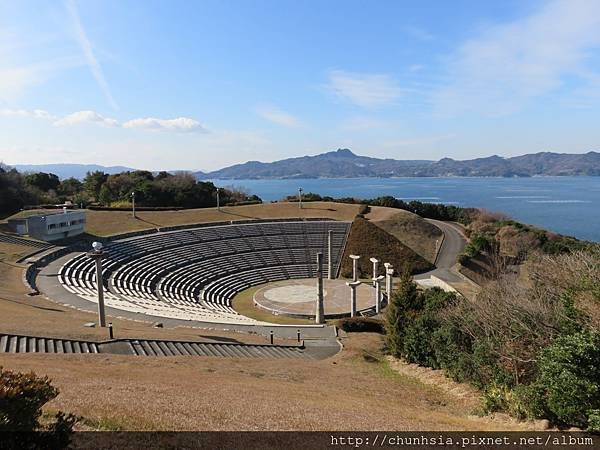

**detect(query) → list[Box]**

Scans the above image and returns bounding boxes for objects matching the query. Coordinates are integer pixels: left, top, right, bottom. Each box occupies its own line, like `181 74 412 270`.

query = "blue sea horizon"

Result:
208 176 600 242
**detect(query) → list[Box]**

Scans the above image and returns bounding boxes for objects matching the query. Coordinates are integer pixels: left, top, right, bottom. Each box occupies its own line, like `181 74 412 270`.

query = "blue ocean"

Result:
210 177 600 242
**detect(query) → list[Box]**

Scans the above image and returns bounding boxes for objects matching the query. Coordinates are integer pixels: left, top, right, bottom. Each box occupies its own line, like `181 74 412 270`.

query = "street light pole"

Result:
298 187 303 209
216 188 221 211
131 191 136 218
87 241 107 327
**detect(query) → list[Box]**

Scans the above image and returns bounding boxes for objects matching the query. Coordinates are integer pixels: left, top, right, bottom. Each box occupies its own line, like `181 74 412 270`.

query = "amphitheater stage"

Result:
253 278 375 319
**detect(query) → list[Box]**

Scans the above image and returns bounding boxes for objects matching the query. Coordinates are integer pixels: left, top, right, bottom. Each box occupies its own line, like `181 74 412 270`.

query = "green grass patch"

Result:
232 286 314 325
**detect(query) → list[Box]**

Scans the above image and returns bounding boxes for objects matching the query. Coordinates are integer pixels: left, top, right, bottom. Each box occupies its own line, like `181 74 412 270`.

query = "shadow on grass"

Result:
197 334 243 344
301 206 337 212
134 217 161 228
0 295 64 313
218 209 258 219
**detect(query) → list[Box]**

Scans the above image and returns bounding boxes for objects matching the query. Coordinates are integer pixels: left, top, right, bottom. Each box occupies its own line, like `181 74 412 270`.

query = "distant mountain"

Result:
13 164 137 179
197 149 600 179
202 149 432 179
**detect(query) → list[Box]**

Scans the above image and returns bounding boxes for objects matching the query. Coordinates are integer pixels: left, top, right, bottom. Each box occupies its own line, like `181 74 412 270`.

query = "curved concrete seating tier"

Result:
58 220 350 324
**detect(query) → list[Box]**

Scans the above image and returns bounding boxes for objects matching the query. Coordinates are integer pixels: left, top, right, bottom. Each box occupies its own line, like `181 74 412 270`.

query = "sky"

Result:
1 0 600 171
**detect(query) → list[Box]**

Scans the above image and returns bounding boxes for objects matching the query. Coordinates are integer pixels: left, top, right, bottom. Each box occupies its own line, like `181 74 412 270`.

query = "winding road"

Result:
414 219 467 283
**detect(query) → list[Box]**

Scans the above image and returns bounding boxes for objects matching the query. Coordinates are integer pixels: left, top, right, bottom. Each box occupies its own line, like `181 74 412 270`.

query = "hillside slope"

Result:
340 217 434 278
367 207 443 263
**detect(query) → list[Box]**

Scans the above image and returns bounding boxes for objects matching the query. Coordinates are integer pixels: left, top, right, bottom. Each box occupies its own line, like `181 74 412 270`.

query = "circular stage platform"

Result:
253 278 375 319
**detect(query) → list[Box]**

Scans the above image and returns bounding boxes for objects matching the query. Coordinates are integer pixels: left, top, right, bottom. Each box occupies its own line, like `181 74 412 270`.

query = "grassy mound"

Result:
340 217 434 277
368 207 443 263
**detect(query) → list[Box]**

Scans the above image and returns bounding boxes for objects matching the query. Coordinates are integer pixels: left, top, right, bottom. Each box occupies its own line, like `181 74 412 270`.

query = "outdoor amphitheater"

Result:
42 218 368 327
0 202 501 432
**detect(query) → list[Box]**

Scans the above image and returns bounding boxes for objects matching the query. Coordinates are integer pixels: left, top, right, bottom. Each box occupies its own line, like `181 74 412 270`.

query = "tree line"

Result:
0 164 260 218
282 192 476 223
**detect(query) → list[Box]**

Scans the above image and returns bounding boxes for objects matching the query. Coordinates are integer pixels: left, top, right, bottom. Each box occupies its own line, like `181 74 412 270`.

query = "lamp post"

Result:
216 188 221 211
87 241 107 327
298 187 303 209
131 191 136 218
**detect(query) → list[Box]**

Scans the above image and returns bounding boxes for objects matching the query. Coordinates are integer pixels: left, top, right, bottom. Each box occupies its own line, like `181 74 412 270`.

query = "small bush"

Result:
358 204 370 215
336 317 384 334
0 367 75 448
525 331 600 429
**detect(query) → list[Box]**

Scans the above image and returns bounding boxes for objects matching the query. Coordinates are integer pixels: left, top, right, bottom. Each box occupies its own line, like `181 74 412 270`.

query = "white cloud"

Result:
65 0 118 110
54 110 118 127
434 0 600 115
255 104 303 128
0 108 54 119
122 117 206 133
325 70 401 108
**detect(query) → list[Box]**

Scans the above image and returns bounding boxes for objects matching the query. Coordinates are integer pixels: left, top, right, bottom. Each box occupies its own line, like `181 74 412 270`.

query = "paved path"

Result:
414 219 467 284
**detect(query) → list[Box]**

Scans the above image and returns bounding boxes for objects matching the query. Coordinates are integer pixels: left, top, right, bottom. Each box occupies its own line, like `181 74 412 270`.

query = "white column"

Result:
373 275 385 314
386 267 394 297
327 230 333 280
349 255 360 281
384 263 394 297
369 257 379 286
346 281 361 317
316 252 324 324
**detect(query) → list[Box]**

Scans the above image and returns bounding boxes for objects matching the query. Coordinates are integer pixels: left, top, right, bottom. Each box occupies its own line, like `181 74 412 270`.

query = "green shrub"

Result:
336 317 384 334
384 273 457 367
526 332 600 428
0 367 75 448
587 410 600 433
358 204 370 215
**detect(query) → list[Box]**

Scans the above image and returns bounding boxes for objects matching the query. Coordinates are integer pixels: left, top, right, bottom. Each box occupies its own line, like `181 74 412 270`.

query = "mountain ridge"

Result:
200 149 600 179
8 149 600 179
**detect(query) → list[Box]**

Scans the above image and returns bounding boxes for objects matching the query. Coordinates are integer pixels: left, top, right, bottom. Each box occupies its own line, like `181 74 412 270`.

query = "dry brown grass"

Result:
0 333 531 431
81 202 360 237
367 206 443 263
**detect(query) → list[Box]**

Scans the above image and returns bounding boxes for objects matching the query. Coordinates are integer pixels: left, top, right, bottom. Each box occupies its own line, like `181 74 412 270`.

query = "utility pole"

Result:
298 187 303 209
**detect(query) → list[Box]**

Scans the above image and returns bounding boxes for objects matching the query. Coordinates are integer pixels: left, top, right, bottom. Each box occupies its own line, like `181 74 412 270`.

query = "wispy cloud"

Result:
123 117 206 133
54 110 118 127
3 106 206 133
0 108 54 119
255 104 303 128
325 70 401 108
434 0 600 116
65 0 118 110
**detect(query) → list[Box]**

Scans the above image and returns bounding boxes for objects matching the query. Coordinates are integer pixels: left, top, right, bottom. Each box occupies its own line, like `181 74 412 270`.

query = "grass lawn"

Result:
82 201 361 237
232 286 314 325
0 333 535 431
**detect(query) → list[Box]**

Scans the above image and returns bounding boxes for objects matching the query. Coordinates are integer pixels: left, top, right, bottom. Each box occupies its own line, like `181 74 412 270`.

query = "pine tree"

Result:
385 268 419 357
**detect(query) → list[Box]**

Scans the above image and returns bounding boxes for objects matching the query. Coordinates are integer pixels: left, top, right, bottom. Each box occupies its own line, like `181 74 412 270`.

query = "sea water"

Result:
209 177 600 242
